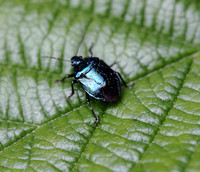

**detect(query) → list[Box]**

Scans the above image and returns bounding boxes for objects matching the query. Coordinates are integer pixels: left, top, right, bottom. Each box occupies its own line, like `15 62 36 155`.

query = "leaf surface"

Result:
0 0 200 172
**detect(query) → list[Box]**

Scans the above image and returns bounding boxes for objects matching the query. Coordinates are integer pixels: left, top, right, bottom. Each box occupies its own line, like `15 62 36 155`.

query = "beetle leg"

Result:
89 43 94 57
67 80 78 99
85 93 98 126
116 72 134 89
55 74 74 82
110 62 116 67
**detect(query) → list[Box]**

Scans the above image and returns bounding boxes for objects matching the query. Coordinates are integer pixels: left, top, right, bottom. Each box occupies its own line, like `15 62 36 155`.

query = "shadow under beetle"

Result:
41 44 133 126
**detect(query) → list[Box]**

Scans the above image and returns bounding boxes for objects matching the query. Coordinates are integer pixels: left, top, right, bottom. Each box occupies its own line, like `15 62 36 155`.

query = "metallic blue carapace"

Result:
78 68 106 99
73 57 121 102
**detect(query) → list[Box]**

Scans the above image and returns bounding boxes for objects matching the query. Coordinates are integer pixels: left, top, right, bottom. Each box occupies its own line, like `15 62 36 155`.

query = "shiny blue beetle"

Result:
56 52 132 126
44 47 132 126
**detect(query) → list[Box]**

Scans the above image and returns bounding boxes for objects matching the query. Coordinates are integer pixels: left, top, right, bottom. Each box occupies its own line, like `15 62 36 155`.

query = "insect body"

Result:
42 46 133 126
72 56 121 102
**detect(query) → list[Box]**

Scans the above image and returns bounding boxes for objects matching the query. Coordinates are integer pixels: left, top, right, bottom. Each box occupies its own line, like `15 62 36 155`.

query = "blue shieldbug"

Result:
41 43 133 126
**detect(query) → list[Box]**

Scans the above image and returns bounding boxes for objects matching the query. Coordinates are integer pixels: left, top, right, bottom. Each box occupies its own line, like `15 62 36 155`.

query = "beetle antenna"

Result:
75 31 86 56
41 31 86 61
41 56 71 62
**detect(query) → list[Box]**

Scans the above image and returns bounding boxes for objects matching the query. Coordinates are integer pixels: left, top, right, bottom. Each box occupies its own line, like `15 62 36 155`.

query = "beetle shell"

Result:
73 57 121 102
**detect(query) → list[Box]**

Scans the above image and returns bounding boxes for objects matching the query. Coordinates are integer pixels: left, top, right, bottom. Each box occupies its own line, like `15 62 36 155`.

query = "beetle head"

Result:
71 56 83 66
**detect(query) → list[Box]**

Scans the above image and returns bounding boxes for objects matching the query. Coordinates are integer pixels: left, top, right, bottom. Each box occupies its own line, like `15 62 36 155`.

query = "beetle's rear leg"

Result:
86 93 98 126
67 80 78 99
89 43 94 57
55 74 74 82
116 72 134 89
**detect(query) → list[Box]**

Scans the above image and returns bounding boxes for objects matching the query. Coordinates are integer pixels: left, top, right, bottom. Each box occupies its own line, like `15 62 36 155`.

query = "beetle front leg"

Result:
110 62 116 67
89 43 94 57
85 93 98 126
116 72 134 89
67 80 78 99
55 74 74 82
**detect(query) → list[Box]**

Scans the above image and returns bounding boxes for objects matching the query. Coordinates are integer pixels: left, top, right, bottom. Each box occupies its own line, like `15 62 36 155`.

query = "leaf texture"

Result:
0 0 200 172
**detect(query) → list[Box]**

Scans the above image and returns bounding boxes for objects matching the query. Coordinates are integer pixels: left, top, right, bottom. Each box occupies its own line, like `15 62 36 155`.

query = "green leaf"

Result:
0 0 200 171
